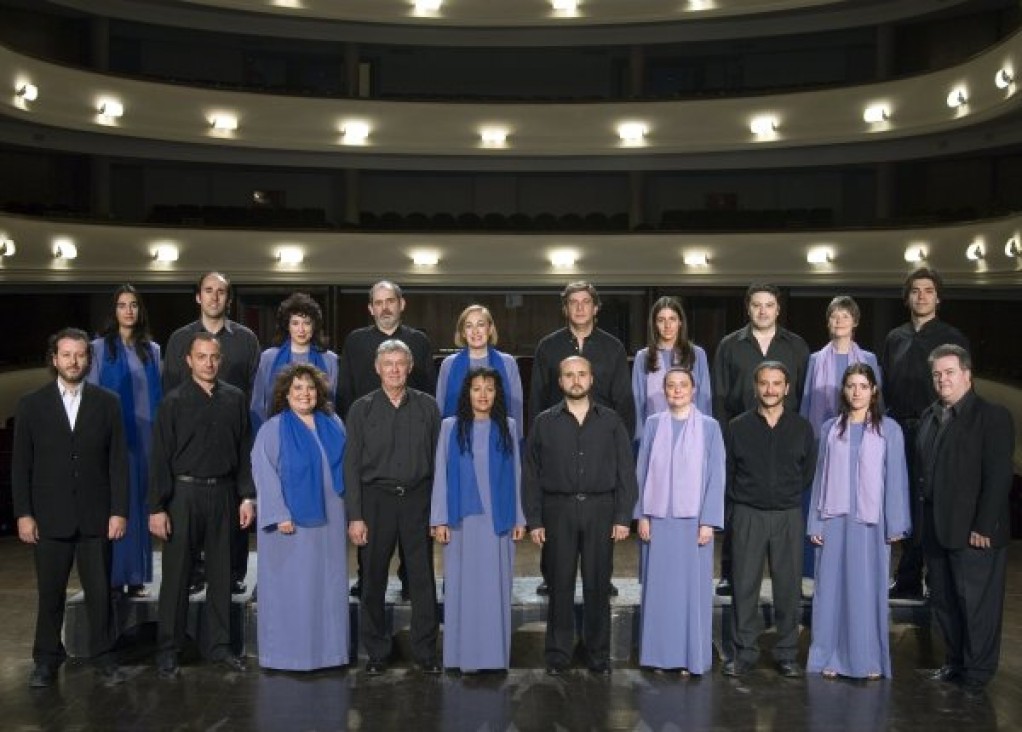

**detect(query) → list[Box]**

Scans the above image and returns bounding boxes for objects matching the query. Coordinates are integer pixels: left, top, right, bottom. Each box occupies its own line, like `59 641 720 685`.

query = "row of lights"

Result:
13 64 1014 146
273 0 719 13
4 235 1017 269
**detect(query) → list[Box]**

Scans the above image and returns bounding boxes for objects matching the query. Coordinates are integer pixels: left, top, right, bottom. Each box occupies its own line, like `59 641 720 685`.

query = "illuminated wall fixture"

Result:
807 247 833 265
946 87 968 108
750 115 778 135
1005 234 1021 257
16 82 38 101
277 247 304 265
414 0 442 12
863 104 889 123
411 251 440 267
480 127 508 146
341 120 371 145
209 114 238 131
688 0 714 9
549 250 577 268
272 0 304 7
904 245 927 263
552 0 579 12
995 67 1015 89
965 240 985 261
683 251 709 267
153 244 179 262
0 237 15 256
53 238 77 259
97 99 124 118
616 121 648 145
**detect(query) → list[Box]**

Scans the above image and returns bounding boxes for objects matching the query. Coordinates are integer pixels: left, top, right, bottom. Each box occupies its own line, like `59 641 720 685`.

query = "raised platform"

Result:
64 553 930 663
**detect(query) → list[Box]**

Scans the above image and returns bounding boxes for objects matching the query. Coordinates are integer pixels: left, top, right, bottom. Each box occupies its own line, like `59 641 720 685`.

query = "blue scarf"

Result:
270 340 329 382
99 339 162 451
278 410 346 527
445 421 516 536
442 347 511 419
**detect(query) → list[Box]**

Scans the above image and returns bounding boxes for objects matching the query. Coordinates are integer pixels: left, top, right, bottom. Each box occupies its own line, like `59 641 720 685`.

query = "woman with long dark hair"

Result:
631 296 711 440
431 366 525 672
807 363 910 679
86 284 162 596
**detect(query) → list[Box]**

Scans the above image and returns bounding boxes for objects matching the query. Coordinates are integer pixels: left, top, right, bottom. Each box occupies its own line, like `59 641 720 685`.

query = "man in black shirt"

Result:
882 267 969 600
149 333 255 678
712 283 810 596
722 361 816 678
163 271 260 595
524 355 637 675
344 340 441 675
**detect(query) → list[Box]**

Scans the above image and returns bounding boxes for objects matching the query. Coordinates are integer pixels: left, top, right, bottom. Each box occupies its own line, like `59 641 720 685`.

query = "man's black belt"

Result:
546 492 611 501
175 474 233 487
370 481 428 497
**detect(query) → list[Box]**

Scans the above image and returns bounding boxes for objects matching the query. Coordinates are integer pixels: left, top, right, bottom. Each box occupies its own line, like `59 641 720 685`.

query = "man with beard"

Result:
12 328 129 687
523 356 637 675
723 361 816 678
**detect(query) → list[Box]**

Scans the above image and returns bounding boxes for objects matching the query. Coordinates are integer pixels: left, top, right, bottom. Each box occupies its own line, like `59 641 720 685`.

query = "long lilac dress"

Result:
250 346 338 432
252 413 350 670
631 346 711 441
436 351 524 445
87 337 161 588
635 412 725 672
807 417 910 678
431 418 524 671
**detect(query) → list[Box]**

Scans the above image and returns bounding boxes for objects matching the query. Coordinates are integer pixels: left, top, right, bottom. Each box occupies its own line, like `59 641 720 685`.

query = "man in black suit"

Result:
918 344 1014 697
12 327 129 688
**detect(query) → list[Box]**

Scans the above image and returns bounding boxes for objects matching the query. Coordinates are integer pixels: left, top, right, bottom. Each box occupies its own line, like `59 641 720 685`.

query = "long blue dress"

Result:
430 418 524 671
87 337 161 588
436 351 524 445
807 418 911 678
635 413 725 672
631 346 712 441
252 413 350 670
250 346 339 433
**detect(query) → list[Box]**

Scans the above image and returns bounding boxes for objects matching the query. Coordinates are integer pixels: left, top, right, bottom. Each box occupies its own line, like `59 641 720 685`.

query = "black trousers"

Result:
922 506 1007 686
360 485 438 664
33 534 113 666
542 492 614 667
157 480 234 661
893 418 925 587
729 504 803 664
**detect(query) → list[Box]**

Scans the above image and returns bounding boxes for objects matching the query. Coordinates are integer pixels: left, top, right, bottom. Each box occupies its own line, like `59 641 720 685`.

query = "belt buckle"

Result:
394 485 407 497
574 493 587 501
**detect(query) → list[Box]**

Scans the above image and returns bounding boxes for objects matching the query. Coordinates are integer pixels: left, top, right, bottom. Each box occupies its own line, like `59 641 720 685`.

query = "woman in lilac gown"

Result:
632 296 711 442
436 304 523 445
252 363 349 671
87 284 162 596
807 363 911 679
251 292 338 434
635 367 725 674
431 367 525 672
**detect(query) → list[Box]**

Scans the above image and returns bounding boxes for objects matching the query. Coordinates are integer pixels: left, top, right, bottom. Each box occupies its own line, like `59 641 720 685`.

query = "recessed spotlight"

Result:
411 250 440 267
863 105 889 124
480 127 508 146
966 241 985 261
807 247 833 265
904 245 927 263
995 67 1014 90
683 252 709 267
549 250 577 269
552 0 579 12
1005 234 1021 257
98 99 124 118
53 238 77 259
750 115 778 135
0 237 15 257
414 0 442 12
277 247 304 265
946 87 968 108
209 114 238 131
341 120 371 145
16 82 38 101
153 244 179 262
616 122 648 144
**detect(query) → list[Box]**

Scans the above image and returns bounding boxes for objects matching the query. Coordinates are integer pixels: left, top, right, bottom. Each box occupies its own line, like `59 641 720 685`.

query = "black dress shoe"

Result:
401 585 411 602
417 661 442 675
536 582 549 596
188 580 206 595
888 580 924 600
231 581 247 595
722 659 751 677
545 664 566 677
156 656 180 680
215 655 247 672
365 659 387 676
588 662 611 676
608 583 619 597
349 581 362 598
96 663 127 686
777 661 804 678
715 580 733 597
28 663 56 688
927 665 961 683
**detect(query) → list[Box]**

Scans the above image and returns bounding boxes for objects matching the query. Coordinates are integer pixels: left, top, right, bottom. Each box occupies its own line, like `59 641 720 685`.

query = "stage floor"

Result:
1 536 1019 730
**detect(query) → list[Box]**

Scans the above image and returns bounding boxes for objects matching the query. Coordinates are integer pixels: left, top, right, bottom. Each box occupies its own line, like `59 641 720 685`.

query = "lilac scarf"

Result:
643 348 674 418
807 341 867 435
642 409 704 518
818 419 884 524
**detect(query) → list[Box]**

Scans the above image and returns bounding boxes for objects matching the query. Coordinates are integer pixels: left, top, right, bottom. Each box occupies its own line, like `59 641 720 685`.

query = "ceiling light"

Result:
995 67 1014 90
341 120 371 145
683 251 709 267
414 0 442 12
863 104 889 124
480 127 508 146
411 250 440 267
807 247 834 265
750 115 778 135
904 245 927 263
209 114 238 131
97 99 124 118
16 82 38 101
1005 235 1021 257
965 241 985 261
277 247 304 265
552 0 579 11
53 238 77 259
0 237 15 257
153 244 179 262
616 121 648 144
549 250 577 268
946 87 968 108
